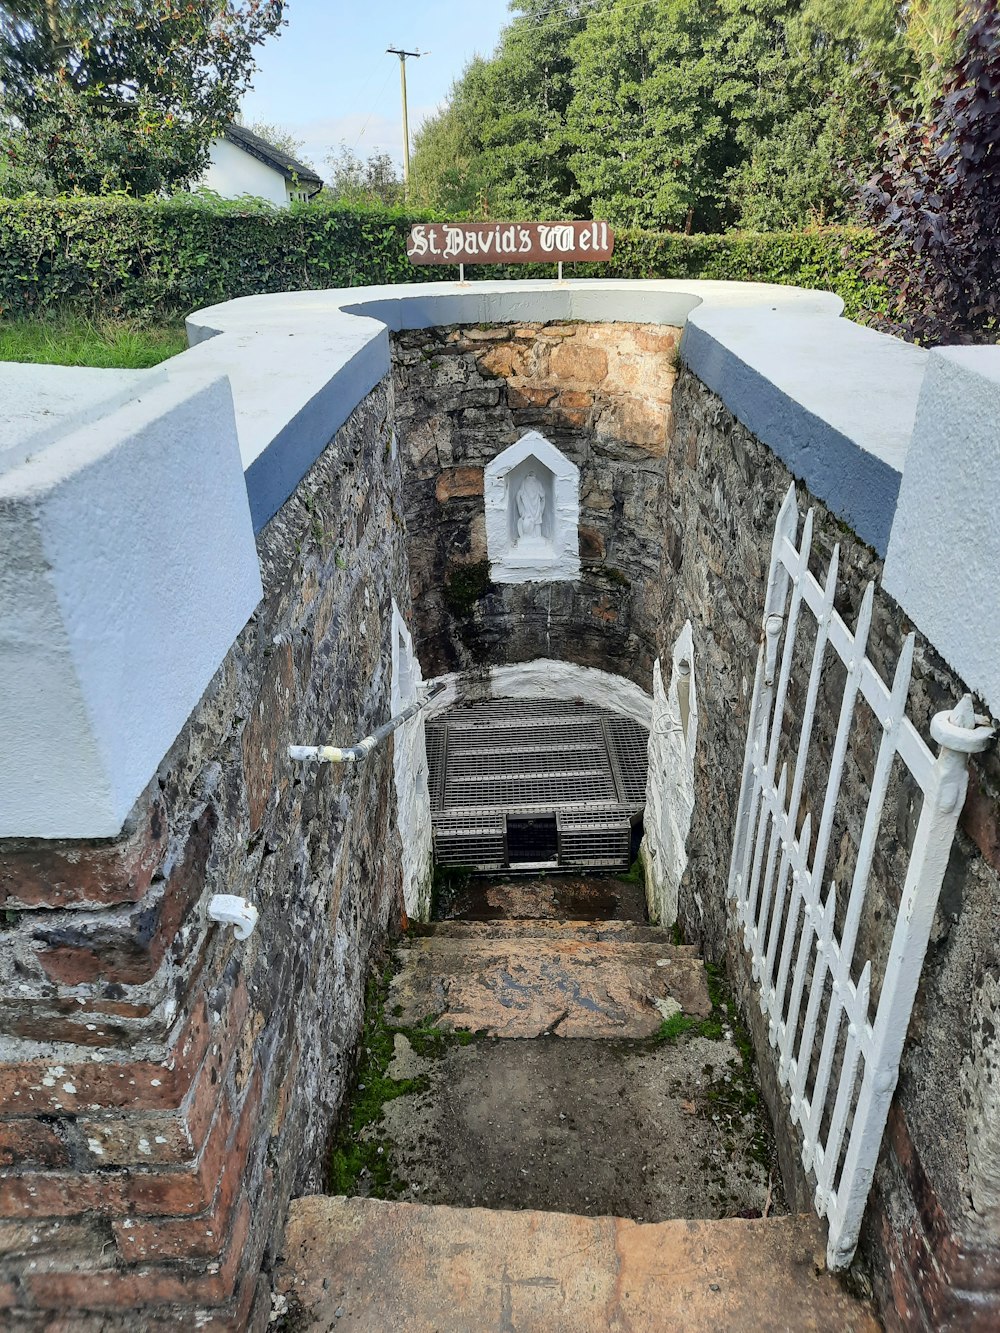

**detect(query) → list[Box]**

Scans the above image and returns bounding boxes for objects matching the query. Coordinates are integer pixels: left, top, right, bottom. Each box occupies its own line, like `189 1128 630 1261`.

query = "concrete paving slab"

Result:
277 1196 880 1332
389 936 711 1038
377 1034 777 1221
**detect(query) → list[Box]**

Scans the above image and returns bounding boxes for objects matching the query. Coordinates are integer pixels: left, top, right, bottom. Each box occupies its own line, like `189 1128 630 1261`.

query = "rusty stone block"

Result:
507 381 556 410
434 467 484 503
0 794 168 911
549 340 609 384
33 806 217 987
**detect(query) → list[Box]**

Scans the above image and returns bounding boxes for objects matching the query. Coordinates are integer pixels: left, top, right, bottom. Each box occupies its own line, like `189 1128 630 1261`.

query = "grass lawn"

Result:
0 315 187 369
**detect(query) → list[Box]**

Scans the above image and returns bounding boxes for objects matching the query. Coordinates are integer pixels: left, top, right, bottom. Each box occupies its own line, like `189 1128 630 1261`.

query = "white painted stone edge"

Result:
424 658 653 728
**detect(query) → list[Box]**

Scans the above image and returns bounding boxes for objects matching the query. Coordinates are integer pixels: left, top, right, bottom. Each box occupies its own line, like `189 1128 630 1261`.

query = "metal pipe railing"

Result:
288 681 445 765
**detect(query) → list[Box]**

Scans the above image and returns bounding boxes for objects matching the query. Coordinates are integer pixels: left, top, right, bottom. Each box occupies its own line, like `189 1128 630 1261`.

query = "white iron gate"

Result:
728 484 993 1271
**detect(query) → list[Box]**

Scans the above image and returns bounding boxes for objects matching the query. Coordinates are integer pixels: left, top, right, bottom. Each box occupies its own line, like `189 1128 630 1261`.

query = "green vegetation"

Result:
0 195 430 321
0 195 886 323
412 0 963 233
443 561 493 618
603 567 633 590
857 1 1000 344
654 963 737 1046
0 314 186 368
655 961 776 1176
620 857 645 884
327 963 473 1198
430 863 473 919
656 1011 704 1043
0 2 283 197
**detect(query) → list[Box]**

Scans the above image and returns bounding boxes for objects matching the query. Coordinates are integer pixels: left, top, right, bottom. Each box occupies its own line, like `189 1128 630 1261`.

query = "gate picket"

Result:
726 484 994 1270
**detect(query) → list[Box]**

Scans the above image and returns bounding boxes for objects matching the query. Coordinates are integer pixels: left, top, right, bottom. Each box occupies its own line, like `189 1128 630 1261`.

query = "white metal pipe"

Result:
289 681 445 765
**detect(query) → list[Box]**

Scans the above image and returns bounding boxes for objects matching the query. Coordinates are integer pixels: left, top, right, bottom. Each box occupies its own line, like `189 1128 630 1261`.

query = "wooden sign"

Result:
407 221 614 266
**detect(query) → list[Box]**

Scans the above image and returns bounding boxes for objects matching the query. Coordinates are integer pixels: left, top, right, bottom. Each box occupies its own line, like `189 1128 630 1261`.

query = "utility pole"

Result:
386 47 423 196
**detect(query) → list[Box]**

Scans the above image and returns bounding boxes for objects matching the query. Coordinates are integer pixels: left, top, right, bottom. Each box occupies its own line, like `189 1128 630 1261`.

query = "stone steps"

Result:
389 925 710 1038
410 917 697 949
276 1195 880 1332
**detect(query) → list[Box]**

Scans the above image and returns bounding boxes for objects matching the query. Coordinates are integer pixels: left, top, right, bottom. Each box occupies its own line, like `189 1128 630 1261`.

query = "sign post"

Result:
407 221 615 282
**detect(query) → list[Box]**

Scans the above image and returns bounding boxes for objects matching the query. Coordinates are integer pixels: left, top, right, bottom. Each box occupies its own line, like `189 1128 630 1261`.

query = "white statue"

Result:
516 469 546 541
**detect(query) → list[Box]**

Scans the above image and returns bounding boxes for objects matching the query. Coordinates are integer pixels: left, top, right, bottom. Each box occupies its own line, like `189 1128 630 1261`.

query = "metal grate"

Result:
604 716 650 804
427 697 649 873
557 809 632 869
433 811 507 869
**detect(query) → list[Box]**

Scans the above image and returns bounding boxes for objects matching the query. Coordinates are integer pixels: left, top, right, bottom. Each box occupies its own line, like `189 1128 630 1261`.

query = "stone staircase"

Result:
389 920 709 1039
274 907 881 1331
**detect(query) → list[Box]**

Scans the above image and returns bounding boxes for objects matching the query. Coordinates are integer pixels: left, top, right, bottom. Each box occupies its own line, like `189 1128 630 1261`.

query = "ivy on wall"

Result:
0 195 887 323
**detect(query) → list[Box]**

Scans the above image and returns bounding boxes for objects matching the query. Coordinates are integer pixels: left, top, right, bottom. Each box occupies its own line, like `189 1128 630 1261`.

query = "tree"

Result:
858 0 1000 344
323 144 403 207
410 71 485 216
568 0 731 231
708 0 931 230
409 0 588 220
245 120 313 169
0 1 284 195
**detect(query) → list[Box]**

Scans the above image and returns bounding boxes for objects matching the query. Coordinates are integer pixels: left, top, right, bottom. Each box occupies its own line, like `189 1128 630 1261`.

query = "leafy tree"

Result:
409 0 588 220
0 1 284 195
858 0 1000 344
468 0 587 219
410 69 486 216
245 120 313 169
568 0 731 231
323 144 403 207
904 0 964 113
406 0 969 237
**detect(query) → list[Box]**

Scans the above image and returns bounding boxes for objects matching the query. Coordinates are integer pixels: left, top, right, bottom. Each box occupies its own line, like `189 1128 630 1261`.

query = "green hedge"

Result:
0 195 887 323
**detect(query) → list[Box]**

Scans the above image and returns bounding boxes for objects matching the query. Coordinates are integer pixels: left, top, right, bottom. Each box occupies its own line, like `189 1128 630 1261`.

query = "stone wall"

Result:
393 321 679 690
660 366 1000 1331
0 381 412 1330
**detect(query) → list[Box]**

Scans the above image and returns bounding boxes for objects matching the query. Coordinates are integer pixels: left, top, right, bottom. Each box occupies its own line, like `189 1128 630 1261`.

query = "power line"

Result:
350 65 396 153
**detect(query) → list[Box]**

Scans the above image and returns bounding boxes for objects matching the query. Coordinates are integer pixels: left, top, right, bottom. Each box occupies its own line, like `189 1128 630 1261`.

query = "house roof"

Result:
223 124 323 189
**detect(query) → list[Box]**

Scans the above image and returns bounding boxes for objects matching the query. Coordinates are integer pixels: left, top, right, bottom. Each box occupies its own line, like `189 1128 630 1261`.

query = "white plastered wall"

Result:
197 137 290 207
883 346 1000 718
641 623 699 926
390 602 433 921
0 375 262 838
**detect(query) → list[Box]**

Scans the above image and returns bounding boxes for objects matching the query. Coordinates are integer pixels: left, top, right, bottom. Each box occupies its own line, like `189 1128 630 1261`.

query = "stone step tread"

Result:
389 937 711 1039
411 919 697 950
397 936 701 964
277 1196 880 1332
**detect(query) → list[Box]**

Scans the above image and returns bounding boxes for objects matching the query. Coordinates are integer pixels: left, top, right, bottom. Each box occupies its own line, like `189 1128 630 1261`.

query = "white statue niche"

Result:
484 430 580 584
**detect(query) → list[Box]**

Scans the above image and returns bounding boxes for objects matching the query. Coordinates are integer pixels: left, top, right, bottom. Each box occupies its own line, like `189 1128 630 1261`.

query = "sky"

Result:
239 1 514 176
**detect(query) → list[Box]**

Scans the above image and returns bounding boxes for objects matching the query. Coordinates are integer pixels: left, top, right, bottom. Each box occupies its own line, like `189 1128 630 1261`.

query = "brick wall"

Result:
393 321 680 688
0 380 411 1330
661 366 1000 1331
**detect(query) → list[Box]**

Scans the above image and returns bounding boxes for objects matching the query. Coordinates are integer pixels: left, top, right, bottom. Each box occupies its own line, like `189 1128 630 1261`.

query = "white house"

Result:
198 124 323 206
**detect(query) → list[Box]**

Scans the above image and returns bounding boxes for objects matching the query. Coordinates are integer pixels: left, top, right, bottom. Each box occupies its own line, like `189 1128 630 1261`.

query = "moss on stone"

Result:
326 960 476 1198
431 862 472 917
656 1013 703 1043
326 967 421 1197
604 567 632 589
652 961 778 1182
443 561 492 617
